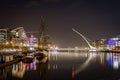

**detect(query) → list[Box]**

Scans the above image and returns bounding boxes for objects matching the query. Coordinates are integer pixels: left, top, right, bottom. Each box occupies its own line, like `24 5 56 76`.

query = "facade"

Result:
93 36 120 50
0 27 51 51
107 37 120 50
93 36 120 51
0 29 12 43
11 27 27 47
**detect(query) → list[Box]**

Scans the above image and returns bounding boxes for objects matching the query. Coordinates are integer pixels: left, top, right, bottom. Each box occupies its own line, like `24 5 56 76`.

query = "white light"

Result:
16 32 18 37
29 47 34 51
55 46 59 50
113 60 119 69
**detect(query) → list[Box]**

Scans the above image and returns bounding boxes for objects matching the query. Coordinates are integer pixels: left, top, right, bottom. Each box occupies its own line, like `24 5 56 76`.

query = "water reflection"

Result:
74 52 94 75
12 62 25 78
11 57 48 80
75 52 120 75
49 51 120 80
106 53 120 70
1 52 120 80
12 59 37 78
0 65 12 80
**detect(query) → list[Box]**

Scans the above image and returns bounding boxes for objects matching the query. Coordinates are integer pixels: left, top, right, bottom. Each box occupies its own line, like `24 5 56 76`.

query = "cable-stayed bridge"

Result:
49 28 100 52
72 28 98 51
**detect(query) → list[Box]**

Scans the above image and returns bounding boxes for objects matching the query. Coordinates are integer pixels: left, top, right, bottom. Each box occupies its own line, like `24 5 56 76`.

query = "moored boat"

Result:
22 55 34 63
36 57 48 63
35 49 48 57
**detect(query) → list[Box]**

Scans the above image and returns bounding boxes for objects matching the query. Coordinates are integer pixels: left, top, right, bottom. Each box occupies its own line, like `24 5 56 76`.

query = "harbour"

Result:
0 0 120 80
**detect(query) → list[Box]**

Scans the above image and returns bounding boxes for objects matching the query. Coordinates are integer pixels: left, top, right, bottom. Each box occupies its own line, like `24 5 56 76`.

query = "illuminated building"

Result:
26 34 38 51
0 28 12 43
11 27 27 46
107 37 120 50
93 36 120 51
93 39 107 50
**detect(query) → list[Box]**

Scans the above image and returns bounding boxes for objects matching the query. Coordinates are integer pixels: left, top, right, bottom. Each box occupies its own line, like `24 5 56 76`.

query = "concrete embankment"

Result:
100 50 120 53
0 59 21 68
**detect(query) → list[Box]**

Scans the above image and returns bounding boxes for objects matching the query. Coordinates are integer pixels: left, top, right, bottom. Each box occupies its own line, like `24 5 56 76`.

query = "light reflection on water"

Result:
0 52 120 80
12 59 37 78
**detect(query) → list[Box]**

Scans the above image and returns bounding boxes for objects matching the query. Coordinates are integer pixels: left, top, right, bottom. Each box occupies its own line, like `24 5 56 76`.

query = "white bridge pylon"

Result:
72 28 97 51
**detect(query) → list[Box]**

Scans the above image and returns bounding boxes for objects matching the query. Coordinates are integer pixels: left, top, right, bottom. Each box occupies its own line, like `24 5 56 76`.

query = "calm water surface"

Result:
0 51 120 80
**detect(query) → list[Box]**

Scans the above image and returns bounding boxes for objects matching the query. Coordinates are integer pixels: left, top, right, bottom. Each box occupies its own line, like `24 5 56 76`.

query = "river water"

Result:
0 51 120 80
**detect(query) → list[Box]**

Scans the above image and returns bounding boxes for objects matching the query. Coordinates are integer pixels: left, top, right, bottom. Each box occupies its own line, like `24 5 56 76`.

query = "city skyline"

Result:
0 0 120 47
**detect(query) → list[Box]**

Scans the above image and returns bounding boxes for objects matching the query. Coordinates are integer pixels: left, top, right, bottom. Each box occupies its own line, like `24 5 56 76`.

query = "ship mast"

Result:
38 16 47 49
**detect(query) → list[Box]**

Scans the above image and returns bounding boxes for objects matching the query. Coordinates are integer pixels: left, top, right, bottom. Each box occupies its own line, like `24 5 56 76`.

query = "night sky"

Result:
0 0 120 47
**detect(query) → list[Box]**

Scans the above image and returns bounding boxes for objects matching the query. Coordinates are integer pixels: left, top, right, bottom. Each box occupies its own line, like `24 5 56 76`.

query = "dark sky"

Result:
0 0 120 47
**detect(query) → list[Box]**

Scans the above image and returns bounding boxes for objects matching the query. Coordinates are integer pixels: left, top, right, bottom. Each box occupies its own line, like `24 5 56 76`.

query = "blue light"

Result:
108 39 116 45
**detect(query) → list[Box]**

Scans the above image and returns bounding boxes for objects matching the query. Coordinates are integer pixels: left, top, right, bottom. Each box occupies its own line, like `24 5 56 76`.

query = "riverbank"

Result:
100 50 120 53
0 59 21 68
